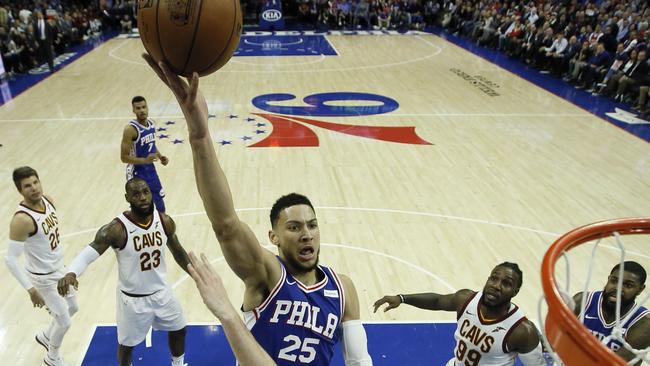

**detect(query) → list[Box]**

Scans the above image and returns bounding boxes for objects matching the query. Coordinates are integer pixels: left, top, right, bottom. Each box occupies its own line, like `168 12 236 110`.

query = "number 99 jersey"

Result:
450 292 526 366
244 258 345 365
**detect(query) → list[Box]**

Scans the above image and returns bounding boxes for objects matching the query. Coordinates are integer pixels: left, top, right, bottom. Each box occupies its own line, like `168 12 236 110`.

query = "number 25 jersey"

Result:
244 257 345 365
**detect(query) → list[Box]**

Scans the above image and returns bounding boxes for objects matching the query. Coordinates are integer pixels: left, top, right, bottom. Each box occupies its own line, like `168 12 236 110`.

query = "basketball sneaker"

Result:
35 331 50 351
44 354 69 366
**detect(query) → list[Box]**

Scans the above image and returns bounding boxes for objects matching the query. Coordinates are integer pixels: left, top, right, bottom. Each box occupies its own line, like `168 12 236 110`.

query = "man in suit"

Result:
33 11 54 73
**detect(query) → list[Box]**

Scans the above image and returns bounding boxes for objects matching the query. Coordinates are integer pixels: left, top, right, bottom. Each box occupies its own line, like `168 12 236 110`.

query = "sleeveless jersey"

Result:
126 118 157 179
114 210 168 295
243 258 345 366
130 118 157 158
580 291 649 352
452 292 527 366
14 197 63 274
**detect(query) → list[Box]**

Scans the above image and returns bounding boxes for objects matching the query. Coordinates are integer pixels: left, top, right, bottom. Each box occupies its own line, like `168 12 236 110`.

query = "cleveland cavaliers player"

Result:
5 167 78 366
57 177 190 366
374 262 546 366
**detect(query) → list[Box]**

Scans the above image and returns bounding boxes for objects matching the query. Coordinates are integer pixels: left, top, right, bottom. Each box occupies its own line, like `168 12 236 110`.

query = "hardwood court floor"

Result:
0 32 648 365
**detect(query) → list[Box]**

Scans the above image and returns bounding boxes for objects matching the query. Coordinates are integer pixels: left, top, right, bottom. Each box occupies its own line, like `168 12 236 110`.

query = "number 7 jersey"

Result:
114 210 168 295
244 257 345 365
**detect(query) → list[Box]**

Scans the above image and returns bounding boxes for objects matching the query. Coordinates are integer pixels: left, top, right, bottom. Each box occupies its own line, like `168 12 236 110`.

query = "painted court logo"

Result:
248 92 432 147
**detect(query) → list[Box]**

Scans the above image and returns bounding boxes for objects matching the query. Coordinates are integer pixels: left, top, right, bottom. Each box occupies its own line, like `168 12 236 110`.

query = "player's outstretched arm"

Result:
187 252 276 366
58 220 125 296
508 320 545 366
617 315 650 365
339 274 373 365
142 54 277 286
373 289 474 313
161 214 190 273
6 213 44 307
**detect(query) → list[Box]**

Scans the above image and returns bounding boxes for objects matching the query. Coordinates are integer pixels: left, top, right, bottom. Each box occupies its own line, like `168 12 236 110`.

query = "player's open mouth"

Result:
607 293 617 302
298 247 314 261
485 292 498 301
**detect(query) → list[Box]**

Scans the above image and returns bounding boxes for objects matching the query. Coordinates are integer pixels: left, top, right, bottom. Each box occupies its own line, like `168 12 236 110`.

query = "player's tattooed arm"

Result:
161 214 190 273
617 315 650 365
373 289 474 313
57 220 125 295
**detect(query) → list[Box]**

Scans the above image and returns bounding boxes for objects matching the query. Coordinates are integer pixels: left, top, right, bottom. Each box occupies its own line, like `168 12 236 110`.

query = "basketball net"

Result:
539 221 650 366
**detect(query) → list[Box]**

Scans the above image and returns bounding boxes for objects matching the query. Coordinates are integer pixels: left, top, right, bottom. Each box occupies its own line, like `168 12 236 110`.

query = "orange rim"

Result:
541 217 650 366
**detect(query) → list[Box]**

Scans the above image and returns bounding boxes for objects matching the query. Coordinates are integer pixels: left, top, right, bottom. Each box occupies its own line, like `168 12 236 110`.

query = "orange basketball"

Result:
137 0 242 77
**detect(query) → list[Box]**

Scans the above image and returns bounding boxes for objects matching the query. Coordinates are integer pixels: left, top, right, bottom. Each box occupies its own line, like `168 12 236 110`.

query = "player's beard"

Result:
603 292 635 312
286 249 320 274
131 202 154 217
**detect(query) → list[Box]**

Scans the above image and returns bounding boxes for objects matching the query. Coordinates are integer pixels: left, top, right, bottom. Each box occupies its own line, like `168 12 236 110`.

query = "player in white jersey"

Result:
374 262 547 366
57 177 190 366
5 166 78 366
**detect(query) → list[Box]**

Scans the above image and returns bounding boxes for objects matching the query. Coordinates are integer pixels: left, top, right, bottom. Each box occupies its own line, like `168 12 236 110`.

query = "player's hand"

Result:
28 288 45 308
160 156 169 165
141 53 209 140
373 295 402 313
187 251 235 319
145 153 158 163
57 273 78 296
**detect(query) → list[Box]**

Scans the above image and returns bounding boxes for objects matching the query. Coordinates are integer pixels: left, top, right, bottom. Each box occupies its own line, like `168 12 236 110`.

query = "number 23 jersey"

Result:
244 257 345 365
114 210 168 295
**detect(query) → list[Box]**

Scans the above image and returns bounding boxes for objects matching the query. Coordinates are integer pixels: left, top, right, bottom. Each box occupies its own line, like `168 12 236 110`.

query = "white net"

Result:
538 227 650 366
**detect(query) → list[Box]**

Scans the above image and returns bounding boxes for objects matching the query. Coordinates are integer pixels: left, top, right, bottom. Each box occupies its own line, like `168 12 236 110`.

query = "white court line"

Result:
243 38 304 46
76 323 97 366
171 242 457 292
0 112 591 124
106 35 442 73
230 54 326 67
325 34 341 56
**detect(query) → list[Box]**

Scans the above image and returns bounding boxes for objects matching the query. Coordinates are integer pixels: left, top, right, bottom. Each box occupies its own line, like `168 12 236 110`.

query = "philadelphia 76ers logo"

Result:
247 92 432 147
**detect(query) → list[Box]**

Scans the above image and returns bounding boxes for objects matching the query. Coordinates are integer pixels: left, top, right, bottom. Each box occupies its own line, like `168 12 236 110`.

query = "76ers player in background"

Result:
374 262 546 366
142 54 373 365
57 178 190 366
121 96 169 212
571 261 649 365
5 167 78 366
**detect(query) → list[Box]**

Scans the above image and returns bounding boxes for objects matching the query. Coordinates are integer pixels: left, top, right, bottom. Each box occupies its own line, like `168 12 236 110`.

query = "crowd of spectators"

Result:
264 0 650 116
0 0 131 76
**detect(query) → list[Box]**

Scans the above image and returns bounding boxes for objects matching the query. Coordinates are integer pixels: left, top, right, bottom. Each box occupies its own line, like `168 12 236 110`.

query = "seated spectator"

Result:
605 50 648 102
540 32 568 74
120 14 132 34
575 43 612 90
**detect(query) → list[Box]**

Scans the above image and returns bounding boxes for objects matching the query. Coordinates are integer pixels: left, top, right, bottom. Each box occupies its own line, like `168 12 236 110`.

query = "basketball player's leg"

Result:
150 175 166 213
30 271 75 362
116 292 156 366
152 287 187 365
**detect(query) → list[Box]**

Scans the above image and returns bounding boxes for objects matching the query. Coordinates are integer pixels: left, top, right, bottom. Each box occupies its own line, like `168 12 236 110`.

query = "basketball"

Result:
136 0 242 77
